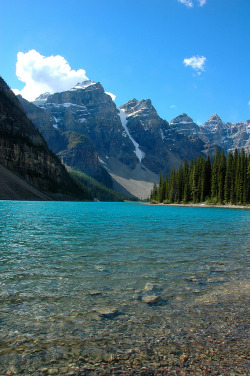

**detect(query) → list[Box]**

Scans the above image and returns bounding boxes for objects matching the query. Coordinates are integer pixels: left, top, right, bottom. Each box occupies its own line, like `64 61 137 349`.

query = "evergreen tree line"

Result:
150 149 250 205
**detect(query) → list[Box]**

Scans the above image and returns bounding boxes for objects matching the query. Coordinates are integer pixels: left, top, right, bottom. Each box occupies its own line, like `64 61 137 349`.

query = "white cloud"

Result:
13 50 89 101
178 0 193 7
248 100 250 108
105 92 116 101
183 55 207 75
178 0 206 7
170 105 176 109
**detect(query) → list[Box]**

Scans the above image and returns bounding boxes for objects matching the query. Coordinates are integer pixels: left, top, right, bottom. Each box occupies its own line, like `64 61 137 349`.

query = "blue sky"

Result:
1 0 249 124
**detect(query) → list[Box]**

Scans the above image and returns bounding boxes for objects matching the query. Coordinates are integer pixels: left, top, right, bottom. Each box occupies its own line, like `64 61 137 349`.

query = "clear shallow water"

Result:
0 201 249 375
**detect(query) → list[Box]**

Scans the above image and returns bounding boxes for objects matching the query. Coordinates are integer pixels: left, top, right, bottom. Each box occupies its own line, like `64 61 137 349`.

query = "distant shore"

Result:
147 202 250 209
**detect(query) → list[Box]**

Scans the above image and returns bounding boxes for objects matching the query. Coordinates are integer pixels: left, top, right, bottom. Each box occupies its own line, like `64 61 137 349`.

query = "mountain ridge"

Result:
18 80 250 198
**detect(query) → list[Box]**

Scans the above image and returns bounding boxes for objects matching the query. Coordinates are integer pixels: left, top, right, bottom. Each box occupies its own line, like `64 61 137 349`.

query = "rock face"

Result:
120 100 206 174
19 82 138 188
0 77 89 200
18 80 249 198
170 113 199 136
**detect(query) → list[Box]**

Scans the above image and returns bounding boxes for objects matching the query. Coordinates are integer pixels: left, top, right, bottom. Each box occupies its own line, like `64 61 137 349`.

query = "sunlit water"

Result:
0 201 249 375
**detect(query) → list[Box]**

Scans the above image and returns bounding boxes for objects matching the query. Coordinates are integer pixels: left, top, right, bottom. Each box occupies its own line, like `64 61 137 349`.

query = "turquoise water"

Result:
0 201 249 374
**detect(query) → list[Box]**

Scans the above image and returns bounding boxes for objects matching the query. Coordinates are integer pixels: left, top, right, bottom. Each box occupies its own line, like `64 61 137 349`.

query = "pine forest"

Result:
150 149 250 205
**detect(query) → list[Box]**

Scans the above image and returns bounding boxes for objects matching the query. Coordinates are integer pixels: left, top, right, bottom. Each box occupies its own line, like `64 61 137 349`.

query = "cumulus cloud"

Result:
105 92 116 101
183 55 207 75
178 0 206 7
13 50 89 101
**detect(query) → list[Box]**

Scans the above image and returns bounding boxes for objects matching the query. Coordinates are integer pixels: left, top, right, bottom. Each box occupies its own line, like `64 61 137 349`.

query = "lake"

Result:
0 201 249 375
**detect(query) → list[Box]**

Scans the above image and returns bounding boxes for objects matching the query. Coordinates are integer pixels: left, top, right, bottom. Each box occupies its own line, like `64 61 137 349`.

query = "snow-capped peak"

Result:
120 99 155 118
71 80 96 90
34 92 51 102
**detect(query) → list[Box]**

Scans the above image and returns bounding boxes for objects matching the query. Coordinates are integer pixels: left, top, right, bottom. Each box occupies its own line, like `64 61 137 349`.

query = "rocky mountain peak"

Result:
170 113 195 125
36 92 51 101
37 81 115 110
120 98 157 118
206 113 222 124
70 80 97 91
33 92 51 105
169 113 199 137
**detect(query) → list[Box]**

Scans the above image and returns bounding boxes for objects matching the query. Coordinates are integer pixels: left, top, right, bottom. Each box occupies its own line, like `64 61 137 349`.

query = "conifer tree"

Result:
211 148 220 201
218 150 226 203
224 151 233 203
168 169 176 203
165 175 169 202
183 158 190 203
150 182 158 201
158 172 166 203
176 163 184 203
203 155 211 200
247 154 250 203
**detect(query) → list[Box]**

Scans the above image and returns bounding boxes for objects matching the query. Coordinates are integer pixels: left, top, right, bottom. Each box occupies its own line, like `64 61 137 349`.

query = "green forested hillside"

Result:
150 149 250 205
69 168 138 202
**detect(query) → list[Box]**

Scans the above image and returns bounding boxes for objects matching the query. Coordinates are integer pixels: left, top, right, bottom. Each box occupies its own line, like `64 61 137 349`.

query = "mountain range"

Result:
18 80 250 199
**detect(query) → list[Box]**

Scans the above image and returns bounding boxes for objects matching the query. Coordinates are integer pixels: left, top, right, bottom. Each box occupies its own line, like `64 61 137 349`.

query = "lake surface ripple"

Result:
0 202 249 375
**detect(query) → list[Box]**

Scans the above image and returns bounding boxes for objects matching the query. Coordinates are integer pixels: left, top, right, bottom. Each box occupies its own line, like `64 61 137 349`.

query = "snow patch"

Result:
127 108 149 118
160 129 165 141
170 120 194 125
98 157 106 165
78 118 86 123
33 92 50 105
71 80 96 90
118 109 145 162
61 103 74 108
53 116 60 123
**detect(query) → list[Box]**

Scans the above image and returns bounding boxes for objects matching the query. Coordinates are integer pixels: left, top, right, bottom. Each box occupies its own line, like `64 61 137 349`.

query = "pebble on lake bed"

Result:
141 295 162 305
96 307 119 318
144 283 161 291
89 290 102 296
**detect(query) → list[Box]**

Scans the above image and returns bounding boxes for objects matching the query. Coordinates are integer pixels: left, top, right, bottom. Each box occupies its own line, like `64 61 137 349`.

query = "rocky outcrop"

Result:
58 131 113 187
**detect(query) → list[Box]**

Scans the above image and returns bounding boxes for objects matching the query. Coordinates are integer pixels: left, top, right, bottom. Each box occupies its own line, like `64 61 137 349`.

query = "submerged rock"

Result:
89 290 102 296
144 282 161 291
141 295 162 305
96 307 119 319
